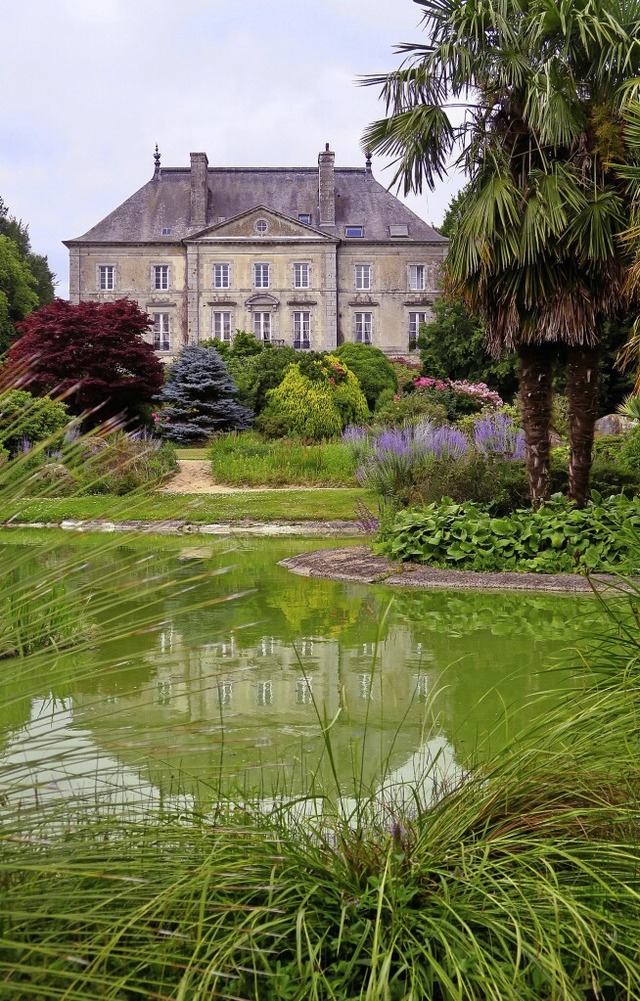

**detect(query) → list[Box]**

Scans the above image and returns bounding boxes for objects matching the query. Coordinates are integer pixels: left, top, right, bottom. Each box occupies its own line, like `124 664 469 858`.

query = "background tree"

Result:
156 344 253 445
6 298 164 426
0 236 39 353
333 342 398 411
363 0 640 506
0 197 55 351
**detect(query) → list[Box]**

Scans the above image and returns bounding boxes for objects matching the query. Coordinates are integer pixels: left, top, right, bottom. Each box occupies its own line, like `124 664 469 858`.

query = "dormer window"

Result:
161 227 172 235
255 218 269 235
345 226 364 238
389 224 409 237
298 213 312 225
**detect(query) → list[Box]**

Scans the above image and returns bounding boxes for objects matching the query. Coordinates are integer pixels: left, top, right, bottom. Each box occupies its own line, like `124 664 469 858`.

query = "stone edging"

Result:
280 545 629 594
2 519 365 538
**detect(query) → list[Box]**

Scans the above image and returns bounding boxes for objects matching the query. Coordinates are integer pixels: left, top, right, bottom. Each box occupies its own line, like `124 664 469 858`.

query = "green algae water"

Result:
0 531 606 818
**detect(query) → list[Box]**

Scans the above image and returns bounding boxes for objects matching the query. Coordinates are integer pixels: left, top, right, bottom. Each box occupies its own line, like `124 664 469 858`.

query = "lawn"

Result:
0 488 377 526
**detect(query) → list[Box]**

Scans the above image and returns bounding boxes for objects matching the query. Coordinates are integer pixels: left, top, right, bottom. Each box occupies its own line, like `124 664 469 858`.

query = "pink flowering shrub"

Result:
410 376 504 421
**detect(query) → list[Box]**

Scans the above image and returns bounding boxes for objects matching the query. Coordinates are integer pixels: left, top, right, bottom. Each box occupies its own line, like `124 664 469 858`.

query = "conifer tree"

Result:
157 345 252 444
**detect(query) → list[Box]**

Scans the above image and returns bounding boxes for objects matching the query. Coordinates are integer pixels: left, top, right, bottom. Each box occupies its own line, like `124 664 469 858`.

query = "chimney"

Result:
190 152 209 228
318 143 335 227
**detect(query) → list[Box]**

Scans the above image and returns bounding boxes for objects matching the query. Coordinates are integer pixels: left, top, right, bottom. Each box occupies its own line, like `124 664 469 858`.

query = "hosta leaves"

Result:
376 494 640 574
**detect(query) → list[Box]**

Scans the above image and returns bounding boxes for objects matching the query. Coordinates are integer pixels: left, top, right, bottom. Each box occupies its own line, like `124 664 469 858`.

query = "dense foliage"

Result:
376 493 640 574
333 341 398 411
156 344 252 444
0 389 70 455
257 354 368 439
7 298 165 425
0 196 56 352
417 297 519 401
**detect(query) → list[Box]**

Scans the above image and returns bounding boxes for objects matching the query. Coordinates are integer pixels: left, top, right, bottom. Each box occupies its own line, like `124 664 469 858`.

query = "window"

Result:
153 264 169 290
253 312 271 341
99 265 115 291
298 213 312 225
295 678 313 705
293 311 310 349
389 224 409 237
213 263 230 289
293 262 310 289
253 263 270 288
152 313 170 351
255 218 269 234
354 312 372 344
409 311 429 345
345 226 364 238
217 681 233 708
355 264 371 290
409 264 426 291
161 227 172 236
257 681 273 707
212 311 232 342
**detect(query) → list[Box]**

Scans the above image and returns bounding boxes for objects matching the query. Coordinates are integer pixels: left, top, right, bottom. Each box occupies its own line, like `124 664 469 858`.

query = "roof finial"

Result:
154 144 161 177
365 150 372 174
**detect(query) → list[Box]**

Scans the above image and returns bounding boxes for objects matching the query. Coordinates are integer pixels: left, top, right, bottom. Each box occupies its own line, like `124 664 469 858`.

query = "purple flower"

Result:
427 425 468 459
474 413 525 459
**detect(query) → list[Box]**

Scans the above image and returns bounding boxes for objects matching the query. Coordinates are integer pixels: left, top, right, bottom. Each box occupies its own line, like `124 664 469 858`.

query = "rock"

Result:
594 414 637 436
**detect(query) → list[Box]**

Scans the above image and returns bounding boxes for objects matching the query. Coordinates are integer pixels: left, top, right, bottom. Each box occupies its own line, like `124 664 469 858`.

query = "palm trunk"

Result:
519 346 553 508
566 345 599 507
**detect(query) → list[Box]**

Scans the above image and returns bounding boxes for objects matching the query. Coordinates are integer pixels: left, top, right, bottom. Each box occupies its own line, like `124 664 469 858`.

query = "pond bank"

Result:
2 518 364 537
281 545 626 593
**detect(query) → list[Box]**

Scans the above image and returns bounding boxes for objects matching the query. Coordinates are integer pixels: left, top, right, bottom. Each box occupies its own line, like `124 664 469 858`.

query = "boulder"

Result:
594 414 637 436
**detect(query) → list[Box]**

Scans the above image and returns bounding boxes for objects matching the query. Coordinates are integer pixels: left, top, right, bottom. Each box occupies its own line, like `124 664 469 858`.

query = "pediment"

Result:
188 206 338 242
245 292 280 309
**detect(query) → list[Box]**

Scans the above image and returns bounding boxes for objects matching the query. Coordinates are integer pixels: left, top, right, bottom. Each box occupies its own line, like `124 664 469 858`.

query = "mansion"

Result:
64 145 447 358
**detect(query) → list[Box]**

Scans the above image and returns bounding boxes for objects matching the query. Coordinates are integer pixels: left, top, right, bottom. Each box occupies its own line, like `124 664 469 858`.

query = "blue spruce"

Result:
157 345 253 444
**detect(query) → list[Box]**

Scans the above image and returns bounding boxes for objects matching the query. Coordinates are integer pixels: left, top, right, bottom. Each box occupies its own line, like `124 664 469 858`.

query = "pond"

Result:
0 531 606 820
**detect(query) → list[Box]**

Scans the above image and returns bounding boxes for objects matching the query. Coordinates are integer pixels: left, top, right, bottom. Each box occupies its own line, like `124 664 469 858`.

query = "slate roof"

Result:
65 165 447 245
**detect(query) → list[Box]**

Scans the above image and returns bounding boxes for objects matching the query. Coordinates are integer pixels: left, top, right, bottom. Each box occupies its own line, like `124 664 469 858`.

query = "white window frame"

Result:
298 213 312 225
355 264 371 290
293 262 310 289
293 310 311 349
253 311 271 341
345 225 364 238
354 312 372 344
253 263 270 289
99 265 115 291
409 311 429 343
212 311 232 342
152 313 170 351
257 680 273 707
409 264 426 291
213 263 230 289
153 264 169 290
295 678 313 705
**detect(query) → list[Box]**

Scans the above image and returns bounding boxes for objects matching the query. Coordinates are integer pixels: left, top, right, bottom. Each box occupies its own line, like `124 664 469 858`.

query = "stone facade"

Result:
65 146 447 358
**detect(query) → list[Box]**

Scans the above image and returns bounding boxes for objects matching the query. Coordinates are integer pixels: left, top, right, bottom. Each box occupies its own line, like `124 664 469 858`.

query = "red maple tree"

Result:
6 298 165 425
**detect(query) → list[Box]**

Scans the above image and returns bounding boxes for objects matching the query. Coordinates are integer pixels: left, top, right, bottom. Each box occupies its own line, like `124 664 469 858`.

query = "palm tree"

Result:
363 0 640 506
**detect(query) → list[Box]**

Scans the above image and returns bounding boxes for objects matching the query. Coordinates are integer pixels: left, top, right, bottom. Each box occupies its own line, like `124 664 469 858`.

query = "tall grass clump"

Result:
209 430 358 485
2 386 640 998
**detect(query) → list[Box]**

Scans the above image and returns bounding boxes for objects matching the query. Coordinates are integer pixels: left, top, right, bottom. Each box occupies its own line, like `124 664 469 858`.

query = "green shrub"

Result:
404 454 530 513
0 389 70 454
376 493 640 574
373 392 447 427
257 355 368 440
334 342 397 410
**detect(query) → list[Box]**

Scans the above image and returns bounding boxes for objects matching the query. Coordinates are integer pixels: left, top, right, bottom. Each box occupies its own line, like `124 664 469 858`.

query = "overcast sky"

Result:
1 0 463 298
